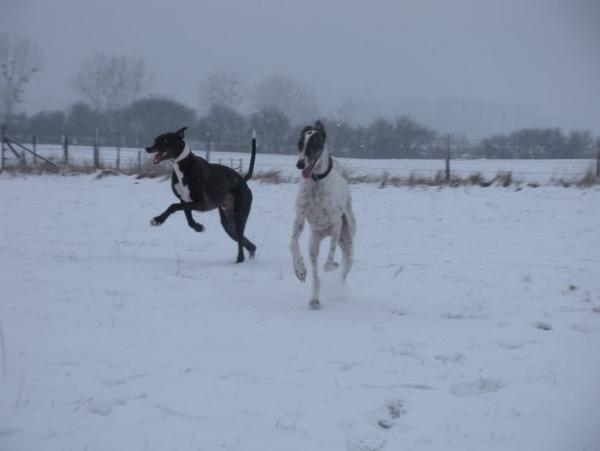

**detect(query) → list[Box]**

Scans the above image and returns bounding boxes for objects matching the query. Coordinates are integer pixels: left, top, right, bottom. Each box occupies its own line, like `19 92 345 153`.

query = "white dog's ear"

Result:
175 126 188 138
314 120 326 140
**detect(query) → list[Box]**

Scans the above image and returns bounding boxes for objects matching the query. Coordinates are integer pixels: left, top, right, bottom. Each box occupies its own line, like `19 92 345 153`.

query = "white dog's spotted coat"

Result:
290 134 356 308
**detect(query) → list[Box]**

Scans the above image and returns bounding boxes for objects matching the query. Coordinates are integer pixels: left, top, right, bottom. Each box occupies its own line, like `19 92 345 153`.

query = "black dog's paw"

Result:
150 216 164 226
191 223 205 232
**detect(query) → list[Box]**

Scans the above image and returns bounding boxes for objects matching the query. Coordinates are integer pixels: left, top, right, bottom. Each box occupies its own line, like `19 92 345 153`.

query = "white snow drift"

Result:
0 174 599 451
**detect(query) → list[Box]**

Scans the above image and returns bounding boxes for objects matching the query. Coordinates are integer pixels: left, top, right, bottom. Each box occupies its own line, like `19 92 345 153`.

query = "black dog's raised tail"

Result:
244 130 257 181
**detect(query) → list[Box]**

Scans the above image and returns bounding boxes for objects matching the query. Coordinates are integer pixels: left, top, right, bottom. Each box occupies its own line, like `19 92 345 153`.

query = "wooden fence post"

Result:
63 133 69 165
32 134 37 165
93 128 100 169
205 131 211 162
116 144 121 171
0 125 5 172
20 137 26 163
239 158 243 174
596 149 600 177
137 149 142 172
445 134 451 181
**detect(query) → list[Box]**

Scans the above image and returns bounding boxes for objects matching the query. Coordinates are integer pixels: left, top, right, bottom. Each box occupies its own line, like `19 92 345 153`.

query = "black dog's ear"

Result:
175 126 188 138
314 120 326 140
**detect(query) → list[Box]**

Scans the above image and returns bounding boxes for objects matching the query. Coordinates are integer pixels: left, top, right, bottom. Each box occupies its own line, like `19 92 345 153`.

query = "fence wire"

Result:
1 140 598 183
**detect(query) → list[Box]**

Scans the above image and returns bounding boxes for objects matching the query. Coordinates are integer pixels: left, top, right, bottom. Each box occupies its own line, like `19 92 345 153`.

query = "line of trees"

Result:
1 33 598 159
7 101 598 159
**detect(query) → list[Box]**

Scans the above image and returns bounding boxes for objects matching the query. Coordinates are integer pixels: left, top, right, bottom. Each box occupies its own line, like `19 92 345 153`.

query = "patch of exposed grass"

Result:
253 169 293 184
3 161 599 189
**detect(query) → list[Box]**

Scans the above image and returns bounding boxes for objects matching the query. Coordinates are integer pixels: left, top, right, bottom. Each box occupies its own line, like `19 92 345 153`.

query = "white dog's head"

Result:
296 120 327 179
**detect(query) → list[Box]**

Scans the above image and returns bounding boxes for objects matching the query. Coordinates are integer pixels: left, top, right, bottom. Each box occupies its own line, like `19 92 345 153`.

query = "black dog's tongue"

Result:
153 152 165 164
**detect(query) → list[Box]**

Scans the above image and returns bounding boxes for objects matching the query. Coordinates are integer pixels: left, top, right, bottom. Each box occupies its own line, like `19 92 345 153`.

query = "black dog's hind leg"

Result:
234 210 254 263
184 210 204 232
234 187 256 262
218 209 256 263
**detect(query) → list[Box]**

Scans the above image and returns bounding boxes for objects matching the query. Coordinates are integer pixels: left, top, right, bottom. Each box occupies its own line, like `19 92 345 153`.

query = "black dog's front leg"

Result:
150 202 204 227
184 210 204 232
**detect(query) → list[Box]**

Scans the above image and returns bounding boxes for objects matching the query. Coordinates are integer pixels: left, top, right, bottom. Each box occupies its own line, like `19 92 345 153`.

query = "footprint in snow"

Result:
434 352 465 364
536 321 553 331
450 378 506 397
570 322 600 334
86 393 146 416
499 340 527 350
87 399 116 416
0 428 21 437
342 400 406 451
377 400 406 430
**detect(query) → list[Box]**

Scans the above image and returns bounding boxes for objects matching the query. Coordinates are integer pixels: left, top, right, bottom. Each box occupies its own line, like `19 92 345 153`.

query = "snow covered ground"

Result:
7 143 596 183
1 174 599 451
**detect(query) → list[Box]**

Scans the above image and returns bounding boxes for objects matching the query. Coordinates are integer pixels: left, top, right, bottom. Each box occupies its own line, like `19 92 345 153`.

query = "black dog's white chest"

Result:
172 162 192 202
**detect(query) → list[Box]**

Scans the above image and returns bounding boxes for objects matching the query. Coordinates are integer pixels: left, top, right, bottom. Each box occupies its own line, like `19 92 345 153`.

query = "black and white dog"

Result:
145 127 257 263
290 121 356 308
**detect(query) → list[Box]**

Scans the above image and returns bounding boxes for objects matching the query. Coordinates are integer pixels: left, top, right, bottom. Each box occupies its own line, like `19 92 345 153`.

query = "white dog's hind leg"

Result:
309 230 322 308
339 213 355 281
324 220 342 272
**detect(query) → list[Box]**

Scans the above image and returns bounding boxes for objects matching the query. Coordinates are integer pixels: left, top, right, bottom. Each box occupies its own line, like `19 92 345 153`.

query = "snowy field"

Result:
1 174 600 451
7 143 597 183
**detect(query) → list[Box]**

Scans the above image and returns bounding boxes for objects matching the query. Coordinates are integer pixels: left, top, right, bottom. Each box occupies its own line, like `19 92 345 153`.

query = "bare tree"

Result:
0 33 42 123
73 53 151 112
198 70 244 112
253 74 319 125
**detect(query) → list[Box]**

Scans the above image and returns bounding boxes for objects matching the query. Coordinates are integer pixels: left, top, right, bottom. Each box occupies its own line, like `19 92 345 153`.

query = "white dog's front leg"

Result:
324 220 342 272
290 214 306 282
309 229 322 308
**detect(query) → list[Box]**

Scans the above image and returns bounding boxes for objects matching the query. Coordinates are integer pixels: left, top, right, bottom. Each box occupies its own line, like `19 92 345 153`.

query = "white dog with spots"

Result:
290 121 356 309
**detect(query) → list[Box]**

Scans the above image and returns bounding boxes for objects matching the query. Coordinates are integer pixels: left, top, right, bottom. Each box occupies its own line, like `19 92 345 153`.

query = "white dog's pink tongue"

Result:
302 160 316 179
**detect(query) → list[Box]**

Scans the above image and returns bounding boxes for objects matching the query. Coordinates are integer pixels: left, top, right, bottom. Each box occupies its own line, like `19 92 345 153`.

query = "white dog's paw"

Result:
309 298 321 309
324 261 340 272
294 258 307 282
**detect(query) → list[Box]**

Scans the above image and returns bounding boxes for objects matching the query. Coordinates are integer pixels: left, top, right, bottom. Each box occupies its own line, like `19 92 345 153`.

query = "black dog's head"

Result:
145 127 188 164
296 120 327 179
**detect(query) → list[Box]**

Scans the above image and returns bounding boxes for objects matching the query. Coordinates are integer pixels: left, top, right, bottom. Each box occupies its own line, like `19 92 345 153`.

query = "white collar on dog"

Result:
172 145 191 164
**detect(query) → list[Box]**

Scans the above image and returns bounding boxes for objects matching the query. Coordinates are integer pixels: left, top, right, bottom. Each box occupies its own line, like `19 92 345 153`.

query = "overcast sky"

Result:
2 0 599 134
